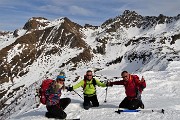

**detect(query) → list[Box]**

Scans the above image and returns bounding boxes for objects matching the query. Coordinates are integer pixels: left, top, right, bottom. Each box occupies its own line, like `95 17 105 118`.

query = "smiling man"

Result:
107 71 146 110
67 70 107 110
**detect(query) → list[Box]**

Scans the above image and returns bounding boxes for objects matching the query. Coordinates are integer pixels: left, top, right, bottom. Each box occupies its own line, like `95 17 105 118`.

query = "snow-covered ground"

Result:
9 61 180 120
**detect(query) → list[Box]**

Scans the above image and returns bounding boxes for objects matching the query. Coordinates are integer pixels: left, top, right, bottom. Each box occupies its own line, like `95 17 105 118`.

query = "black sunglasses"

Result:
87 74 92 76
57 79 65 81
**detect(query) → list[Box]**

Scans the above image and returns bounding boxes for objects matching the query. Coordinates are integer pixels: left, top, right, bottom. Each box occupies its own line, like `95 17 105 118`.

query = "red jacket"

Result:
110 75 146 99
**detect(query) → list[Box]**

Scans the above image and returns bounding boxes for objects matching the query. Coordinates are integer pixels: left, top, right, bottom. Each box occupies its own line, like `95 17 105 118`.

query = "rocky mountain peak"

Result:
102 10 180 30
62 17 83 37
0 16 91 87
23 17 50 31
122 10 139 17
102 10 143 28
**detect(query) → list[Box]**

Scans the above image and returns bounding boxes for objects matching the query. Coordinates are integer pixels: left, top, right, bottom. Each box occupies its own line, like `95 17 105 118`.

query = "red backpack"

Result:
39 79 54 105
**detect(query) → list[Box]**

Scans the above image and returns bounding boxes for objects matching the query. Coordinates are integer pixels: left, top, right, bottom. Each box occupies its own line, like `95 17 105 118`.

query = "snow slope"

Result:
8 61 180 120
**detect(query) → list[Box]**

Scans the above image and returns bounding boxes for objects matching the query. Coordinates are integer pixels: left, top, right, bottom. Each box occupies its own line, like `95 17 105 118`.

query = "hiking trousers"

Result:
83 95 99 110
46 98 71 119
119 97 143 110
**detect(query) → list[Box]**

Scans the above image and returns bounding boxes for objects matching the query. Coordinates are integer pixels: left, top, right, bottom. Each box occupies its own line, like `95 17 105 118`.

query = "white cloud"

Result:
69 5 93 16
37 5 65 14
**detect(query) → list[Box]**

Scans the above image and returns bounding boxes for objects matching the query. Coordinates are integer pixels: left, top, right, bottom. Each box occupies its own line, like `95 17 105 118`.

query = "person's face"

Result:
121 72 129 81
86 72 93 80
56 78 65 84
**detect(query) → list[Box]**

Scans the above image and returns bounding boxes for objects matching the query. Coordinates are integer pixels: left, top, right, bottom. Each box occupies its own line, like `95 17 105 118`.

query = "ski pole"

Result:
73 90 84 100
104 86 108 103
104 79 112 103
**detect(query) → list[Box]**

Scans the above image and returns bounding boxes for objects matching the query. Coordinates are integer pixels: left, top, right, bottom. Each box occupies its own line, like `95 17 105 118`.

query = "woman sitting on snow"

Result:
45 73 71 119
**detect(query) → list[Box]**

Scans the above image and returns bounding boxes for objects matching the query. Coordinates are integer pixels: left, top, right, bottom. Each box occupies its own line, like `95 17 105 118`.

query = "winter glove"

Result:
66 86 73 92
106 82 113 87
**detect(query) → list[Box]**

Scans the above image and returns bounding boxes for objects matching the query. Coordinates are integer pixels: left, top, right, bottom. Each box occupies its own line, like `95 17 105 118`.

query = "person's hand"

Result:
141 76 145 82
66 86 73 92
106 82 113 87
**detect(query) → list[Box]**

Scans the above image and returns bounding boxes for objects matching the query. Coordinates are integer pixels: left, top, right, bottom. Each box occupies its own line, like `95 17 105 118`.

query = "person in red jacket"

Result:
107 71 146 110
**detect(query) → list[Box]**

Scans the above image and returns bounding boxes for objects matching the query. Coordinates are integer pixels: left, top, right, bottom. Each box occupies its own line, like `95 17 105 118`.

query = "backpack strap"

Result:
92 78 96 87
131 75 141 99
83 79 86 90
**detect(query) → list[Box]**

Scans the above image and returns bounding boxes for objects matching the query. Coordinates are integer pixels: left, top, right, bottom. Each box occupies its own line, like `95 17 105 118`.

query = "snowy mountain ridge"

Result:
0 10 180 120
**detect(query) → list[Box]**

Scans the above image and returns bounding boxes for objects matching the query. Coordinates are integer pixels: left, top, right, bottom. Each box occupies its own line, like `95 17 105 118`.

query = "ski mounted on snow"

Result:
115 109 165 114
49 118 80 120
45 113 80 120
64 118 80 120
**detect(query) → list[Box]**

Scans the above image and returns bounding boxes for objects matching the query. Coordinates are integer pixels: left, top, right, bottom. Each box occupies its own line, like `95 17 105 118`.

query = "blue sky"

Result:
0 0 179 31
